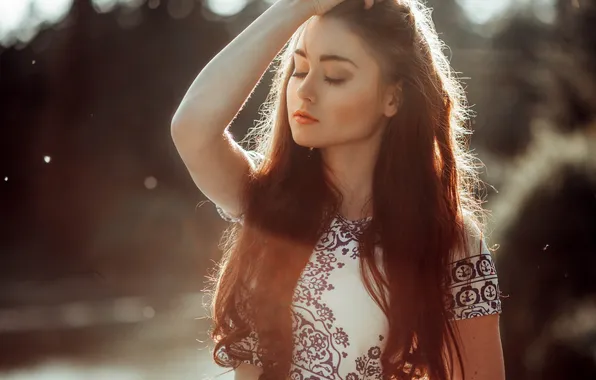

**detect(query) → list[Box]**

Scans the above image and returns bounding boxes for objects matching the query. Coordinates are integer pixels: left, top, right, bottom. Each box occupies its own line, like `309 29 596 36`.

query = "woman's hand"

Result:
309 0 383 16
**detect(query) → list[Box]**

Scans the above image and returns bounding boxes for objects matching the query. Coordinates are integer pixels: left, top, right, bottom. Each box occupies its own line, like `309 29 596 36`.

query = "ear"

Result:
382 80 402 118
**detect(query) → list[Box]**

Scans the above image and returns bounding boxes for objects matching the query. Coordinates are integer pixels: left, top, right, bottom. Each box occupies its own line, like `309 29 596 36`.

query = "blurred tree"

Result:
0 0 232 297
479 0 596 378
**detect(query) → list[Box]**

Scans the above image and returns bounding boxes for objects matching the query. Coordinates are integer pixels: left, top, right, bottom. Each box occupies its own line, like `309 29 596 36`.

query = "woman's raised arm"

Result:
170 0 314 218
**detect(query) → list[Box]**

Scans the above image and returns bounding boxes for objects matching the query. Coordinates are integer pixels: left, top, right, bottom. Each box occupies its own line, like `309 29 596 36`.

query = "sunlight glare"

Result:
205 0 248 17
456 0 514 24
0 0 73 46
0 0 144 47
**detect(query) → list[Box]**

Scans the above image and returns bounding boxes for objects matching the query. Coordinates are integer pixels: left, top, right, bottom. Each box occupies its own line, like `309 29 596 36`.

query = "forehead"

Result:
296 17 372 65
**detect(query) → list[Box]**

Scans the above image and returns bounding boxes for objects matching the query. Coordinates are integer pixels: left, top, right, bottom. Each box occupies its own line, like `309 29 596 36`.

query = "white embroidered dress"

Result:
215 209 502 380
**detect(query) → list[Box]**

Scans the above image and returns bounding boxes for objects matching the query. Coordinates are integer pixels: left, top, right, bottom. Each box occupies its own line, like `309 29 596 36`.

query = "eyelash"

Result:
291 72 346 86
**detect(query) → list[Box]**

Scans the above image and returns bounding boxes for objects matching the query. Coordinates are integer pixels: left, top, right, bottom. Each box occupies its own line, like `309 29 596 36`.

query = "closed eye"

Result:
291 72 346 86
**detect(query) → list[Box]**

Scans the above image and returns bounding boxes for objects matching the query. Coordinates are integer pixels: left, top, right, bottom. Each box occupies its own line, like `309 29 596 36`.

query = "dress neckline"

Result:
334 213 373 226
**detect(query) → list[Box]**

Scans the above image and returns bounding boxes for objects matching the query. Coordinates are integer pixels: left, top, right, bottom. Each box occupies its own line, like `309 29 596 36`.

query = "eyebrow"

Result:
294 49 358 68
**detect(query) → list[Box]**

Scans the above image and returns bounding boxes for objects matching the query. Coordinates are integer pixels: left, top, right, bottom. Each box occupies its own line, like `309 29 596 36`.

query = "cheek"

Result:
286 80 299 109
327 83 381 127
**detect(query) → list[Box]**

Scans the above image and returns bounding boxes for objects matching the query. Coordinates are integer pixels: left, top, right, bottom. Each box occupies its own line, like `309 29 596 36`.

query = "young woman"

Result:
171 0 505 379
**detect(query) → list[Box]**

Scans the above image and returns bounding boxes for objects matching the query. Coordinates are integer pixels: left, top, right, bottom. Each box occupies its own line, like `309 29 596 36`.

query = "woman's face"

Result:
286 17 398 149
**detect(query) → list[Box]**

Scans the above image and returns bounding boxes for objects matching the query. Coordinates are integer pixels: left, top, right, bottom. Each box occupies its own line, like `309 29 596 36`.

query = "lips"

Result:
293 110 319 122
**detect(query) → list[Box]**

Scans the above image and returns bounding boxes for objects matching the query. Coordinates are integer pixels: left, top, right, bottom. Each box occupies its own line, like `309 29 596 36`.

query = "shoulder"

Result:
451 214 488 263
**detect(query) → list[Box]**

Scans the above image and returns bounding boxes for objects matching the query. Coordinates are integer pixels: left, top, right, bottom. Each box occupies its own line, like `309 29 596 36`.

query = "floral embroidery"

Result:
347 335 384 380
333 327 349 348
291 218 355 379
214 207 502 379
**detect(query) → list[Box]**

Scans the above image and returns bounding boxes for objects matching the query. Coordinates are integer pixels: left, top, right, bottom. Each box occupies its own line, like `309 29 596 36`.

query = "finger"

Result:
363 0 374 9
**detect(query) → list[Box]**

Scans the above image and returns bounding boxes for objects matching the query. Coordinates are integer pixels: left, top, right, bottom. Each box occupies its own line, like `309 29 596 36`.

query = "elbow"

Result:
170 114 198 148
170 117 196 159
170 102 229 155
170 122 200 163
170 110 190 140
170 117 185 143
170 123 186 157
170 101 198 141
170 118 224 160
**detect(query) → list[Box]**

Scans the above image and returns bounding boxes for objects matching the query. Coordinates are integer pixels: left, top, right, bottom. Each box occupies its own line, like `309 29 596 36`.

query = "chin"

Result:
290 127 321 148
293 138 320 149
292 133 332 149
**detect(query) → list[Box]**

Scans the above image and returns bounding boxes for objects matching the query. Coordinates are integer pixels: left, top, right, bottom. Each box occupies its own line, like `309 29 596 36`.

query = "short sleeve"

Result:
445 236 503 320
215 150 265 224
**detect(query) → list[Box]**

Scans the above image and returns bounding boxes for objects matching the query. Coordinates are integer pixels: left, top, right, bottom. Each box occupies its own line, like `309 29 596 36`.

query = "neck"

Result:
320 134 382 221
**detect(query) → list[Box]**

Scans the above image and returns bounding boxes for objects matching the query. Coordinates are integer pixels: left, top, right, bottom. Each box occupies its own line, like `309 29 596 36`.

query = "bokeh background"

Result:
1 0 595 378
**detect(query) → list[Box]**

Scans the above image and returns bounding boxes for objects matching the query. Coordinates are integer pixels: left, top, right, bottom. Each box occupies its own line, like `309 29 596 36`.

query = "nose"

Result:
296 76 316 103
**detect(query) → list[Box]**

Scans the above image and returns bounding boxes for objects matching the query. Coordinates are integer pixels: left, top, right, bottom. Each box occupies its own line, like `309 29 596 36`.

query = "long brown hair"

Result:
208 0 487 379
